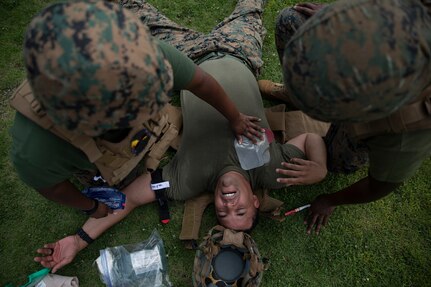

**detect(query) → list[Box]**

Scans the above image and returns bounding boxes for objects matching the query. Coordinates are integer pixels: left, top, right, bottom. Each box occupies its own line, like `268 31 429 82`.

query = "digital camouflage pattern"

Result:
120 0 266 77
24 1 173 136
280 0 431 123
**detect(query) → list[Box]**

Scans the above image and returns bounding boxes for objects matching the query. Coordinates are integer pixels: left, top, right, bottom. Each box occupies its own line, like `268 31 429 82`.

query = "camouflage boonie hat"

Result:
283 0 431 123
193 226 266 287
24 1 173 136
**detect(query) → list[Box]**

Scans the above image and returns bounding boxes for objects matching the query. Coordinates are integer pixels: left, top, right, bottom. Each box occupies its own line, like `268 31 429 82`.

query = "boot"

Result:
258 80 297 109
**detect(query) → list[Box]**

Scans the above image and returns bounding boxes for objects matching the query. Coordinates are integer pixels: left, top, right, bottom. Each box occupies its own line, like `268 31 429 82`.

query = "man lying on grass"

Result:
26 0 327 272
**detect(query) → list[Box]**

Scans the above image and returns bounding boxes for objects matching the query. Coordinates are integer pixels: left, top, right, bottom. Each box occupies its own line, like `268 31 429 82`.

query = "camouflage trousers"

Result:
276 8 368 173
121 0 266 77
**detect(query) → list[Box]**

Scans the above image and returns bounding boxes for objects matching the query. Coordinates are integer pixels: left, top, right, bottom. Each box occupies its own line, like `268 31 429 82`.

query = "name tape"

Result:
151 181 170 190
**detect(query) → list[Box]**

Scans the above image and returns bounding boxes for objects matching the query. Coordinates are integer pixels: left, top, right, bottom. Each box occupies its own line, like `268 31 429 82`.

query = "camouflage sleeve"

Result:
157 40 196 90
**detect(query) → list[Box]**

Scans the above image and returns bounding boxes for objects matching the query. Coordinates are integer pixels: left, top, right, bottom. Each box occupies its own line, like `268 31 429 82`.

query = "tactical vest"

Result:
349 85 431 139
10 79 182 186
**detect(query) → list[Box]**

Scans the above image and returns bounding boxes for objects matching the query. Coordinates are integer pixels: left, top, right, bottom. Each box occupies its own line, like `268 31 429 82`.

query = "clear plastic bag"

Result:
234 132 270 170
95 229 172 287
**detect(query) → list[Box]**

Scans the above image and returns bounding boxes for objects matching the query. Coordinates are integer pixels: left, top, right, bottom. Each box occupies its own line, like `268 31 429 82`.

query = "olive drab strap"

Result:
349 86 431 140
10 79 182 186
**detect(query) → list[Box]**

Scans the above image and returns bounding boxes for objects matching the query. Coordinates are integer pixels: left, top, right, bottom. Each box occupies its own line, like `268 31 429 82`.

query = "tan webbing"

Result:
265 104 330 142
179 193 214 242
10 79 183 185
350 87 431 139
219 229 246 248
10 80 104 163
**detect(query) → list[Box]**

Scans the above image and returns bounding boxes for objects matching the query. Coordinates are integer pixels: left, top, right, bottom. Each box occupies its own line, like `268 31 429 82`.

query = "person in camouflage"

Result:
260 0 431 234
11 0 266 220
31 0 328 273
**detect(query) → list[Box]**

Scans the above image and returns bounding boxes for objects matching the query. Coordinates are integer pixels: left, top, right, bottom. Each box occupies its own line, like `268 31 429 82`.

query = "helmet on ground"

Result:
193 226 266 287
24 0 173 136
283 0 431 123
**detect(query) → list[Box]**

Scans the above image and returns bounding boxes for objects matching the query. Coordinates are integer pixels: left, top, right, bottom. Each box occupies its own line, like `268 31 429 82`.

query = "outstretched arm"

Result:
38 180 113 219
276 133 327 185
34 172 156 272
305 176 400 234
186 66 264 143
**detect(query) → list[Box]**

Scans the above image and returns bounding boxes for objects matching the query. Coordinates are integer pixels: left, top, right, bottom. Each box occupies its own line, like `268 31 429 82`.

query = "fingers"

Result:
36 247 54 256
314 217 324 235
35 258 56 268
52 258 72 274
293 6 314 16
304 214 329 235
247 127 264 141
246 115 262 123
236 134 243 144
279 162 305 172
305 213 318 234
293 3 321 16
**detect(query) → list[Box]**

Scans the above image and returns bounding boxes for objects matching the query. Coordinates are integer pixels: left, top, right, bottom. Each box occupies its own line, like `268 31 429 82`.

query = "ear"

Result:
252 195 260 209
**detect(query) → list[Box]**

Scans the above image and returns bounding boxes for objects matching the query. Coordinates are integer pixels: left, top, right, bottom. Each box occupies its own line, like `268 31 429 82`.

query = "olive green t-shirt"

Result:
162 57 305 200
10 41 196 190
366 129 431 183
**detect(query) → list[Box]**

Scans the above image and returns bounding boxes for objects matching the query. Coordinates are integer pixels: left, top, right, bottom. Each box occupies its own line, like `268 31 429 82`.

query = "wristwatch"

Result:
81 198 99 216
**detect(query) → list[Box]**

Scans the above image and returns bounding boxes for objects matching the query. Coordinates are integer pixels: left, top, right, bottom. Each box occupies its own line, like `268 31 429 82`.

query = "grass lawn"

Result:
1 0 430 286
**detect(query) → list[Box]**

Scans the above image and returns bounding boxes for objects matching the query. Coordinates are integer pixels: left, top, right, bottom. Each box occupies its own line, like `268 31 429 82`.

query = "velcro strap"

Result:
180 193 214 242
151 169 170 224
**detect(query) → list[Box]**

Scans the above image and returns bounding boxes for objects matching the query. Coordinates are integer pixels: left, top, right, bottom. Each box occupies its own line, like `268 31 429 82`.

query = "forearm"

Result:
187 67 240 122
325 176 401 206
81 172 155 240
304 133 327 168
38 180 95 210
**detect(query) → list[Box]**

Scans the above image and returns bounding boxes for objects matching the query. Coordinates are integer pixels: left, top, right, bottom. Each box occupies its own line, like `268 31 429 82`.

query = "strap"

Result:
151 169 170 224
179 193 214 245
10 80 104 163
76 228 94 244
219 229 245 248
264 104 330 143
255 189 285 222
351 92 431 139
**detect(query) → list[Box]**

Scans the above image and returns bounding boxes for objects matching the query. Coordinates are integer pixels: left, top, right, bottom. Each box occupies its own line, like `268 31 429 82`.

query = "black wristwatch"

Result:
76 228 94 244
81 198 99 216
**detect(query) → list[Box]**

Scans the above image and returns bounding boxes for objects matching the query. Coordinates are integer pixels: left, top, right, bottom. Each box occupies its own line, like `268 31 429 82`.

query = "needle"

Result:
284 204 311 216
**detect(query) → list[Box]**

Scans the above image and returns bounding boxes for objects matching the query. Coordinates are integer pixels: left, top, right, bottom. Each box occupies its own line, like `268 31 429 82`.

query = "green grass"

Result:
1 0 430 286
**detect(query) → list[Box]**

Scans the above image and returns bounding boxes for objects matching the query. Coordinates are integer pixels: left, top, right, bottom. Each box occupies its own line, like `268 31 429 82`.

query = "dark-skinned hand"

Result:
304 194 335 235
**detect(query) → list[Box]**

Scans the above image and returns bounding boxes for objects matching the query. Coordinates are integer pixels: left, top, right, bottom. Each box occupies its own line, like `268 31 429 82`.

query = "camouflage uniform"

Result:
121 0 266 77
25 0 266 137
276 0 431 173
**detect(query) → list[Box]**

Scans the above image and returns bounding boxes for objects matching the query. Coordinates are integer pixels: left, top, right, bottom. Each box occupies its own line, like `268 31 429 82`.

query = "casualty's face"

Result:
214 171 260 230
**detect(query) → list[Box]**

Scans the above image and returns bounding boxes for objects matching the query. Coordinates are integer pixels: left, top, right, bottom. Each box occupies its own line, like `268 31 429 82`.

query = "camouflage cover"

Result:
193 226 266 287
24 1 173 136
281 0 431 122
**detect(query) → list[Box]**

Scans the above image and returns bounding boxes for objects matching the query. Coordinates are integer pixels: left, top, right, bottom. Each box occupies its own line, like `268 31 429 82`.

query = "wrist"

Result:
75 228 94 247
81 199 99 216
